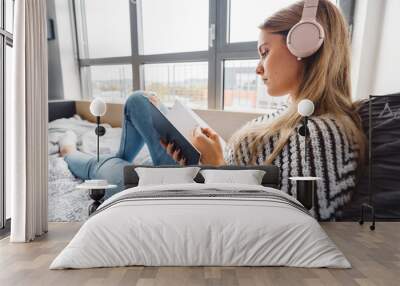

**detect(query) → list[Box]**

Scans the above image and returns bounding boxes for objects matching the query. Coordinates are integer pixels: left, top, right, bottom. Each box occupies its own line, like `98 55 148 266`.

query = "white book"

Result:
165 100 227 150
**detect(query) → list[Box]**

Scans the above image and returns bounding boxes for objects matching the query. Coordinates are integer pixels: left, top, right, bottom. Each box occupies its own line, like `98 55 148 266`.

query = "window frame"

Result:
1 0 14 231
73 0 355 110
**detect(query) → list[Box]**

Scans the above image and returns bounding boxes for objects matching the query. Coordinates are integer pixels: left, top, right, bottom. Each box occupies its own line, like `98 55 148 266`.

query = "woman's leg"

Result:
64 152 130 198
64 152 113 181
116 91 176 165
63 91 175 195
115 92 146 162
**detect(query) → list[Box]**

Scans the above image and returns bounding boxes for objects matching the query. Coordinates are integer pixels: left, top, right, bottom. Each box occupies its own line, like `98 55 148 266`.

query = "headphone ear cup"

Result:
287 20 325 59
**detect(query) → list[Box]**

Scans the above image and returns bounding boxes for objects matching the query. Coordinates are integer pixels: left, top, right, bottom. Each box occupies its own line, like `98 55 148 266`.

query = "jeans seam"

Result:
116 107 129 160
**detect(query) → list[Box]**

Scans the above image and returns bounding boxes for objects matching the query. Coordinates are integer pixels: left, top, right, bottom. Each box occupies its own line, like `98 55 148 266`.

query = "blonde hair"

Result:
229 0 366 165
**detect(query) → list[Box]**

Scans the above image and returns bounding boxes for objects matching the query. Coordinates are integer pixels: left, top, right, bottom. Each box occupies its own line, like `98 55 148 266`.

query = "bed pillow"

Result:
135 166 201 186
200 169 266 185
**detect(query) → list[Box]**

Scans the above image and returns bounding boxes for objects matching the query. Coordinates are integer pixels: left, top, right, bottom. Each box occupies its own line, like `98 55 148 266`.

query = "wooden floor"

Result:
0 222 399 286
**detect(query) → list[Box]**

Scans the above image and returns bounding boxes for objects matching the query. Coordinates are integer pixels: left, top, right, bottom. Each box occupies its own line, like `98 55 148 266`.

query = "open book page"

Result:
165 100 227 150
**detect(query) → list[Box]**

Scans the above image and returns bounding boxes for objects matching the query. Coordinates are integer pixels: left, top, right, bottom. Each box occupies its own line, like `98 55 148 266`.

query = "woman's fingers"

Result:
160 139 175 155
200 127 219 140
200 127 211 135
160 139 167 148
160 139 187 165
178 157 187 166
172 148 181 161
166 142 174 155
192 127 209 144
192 126 219 142
171 147 187 165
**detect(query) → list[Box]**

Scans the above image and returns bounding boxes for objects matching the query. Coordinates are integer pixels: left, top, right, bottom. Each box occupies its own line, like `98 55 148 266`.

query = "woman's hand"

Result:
191 127 225 166
160 127 225 166
160 139 187 166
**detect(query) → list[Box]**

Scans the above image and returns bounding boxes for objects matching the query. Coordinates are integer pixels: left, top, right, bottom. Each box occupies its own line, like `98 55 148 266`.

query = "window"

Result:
5 0 13 32
1 0 14 231
5 45 11 221
138 0 209 55
228 0 295 43
74 0 353 111
223 60 288 112
82 65 133 102
143 62 208 109
76 0 131 58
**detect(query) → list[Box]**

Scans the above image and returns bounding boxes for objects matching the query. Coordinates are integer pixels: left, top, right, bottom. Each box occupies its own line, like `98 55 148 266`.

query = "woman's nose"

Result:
256 63 264 75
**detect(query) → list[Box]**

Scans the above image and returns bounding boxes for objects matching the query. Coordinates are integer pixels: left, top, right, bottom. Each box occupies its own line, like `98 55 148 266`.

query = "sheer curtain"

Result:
7 0 48 242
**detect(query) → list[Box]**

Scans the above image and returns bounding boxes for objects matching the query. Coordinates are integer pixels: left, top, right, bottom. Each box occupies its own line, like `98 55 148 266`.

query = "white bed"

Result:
50 183 350 269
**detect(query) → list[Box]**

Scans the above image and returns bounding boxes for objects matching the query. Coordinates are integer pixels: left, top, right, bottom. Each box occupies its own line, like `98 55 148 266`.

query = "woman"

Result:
61 0 365 219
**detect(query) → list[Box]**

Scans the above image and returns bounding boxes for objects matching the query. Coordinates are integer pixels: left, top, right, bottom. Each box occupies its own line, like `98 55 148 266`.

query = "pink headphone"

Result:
287 0 325 60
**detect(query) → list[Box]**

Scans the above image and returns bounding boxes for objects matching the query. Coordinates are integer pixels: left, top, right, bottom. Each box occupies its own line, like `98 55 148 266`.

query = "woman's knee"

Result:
125 91 148 113
92 158 127 187
64 152 97 180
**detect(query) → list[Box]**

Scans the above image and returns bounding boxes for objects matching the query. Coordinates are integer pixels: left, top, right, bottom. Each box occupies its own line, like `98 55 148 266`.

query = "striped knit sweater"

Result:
224 106 359 220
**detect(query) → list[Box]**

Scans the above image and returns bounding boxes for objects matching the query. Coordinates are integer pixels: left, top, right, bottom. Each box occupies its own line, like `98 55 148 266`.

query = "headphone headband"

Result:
302 0 319 20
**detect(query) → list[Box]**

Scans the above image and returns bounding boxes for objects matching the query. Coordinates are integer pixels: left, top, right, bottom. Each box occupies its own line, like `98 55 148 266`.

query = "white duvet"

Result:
50 183 350 269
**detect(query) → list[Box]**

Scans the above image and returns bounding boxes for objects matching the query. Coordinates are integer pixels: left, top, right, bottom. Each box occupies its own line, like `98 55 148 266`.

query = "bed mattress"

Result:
50 183 350 269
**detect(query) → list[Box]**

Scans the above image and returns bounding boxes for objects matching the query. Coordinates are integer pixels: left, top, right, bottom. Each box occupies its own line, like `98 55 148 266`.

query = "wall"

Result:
351 0 400 100
372 0 400 95
47 0 64 100
75 100 260 141
47 0 81 100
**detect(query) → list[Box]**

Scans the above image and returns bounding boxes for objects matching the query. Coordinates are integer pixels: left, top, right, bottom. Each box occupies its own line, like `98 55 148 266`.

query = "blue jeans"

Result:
64 91 177 197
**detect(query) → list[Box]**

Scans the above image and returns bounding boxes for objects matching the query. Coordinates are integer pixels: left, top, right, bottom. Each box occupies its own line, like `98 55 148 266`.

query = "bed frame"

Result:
123 165 280 190
48 100 76 121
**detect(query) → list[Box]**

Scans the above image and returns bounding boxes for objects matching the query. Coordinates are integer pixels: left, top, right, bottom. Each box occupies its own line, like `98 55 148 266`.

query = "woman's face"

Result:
256 29 303 97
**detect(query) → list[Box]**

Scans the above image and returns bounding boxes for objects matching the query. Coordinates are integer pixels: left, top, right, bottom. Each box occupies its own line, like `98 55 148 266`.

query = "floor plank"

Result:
0 222 399 286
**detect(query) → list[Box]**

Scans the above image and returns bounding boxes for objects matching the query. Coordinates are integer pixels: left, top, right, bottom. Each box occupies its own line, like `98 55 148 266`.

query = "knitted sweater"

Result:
224 107 359 220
